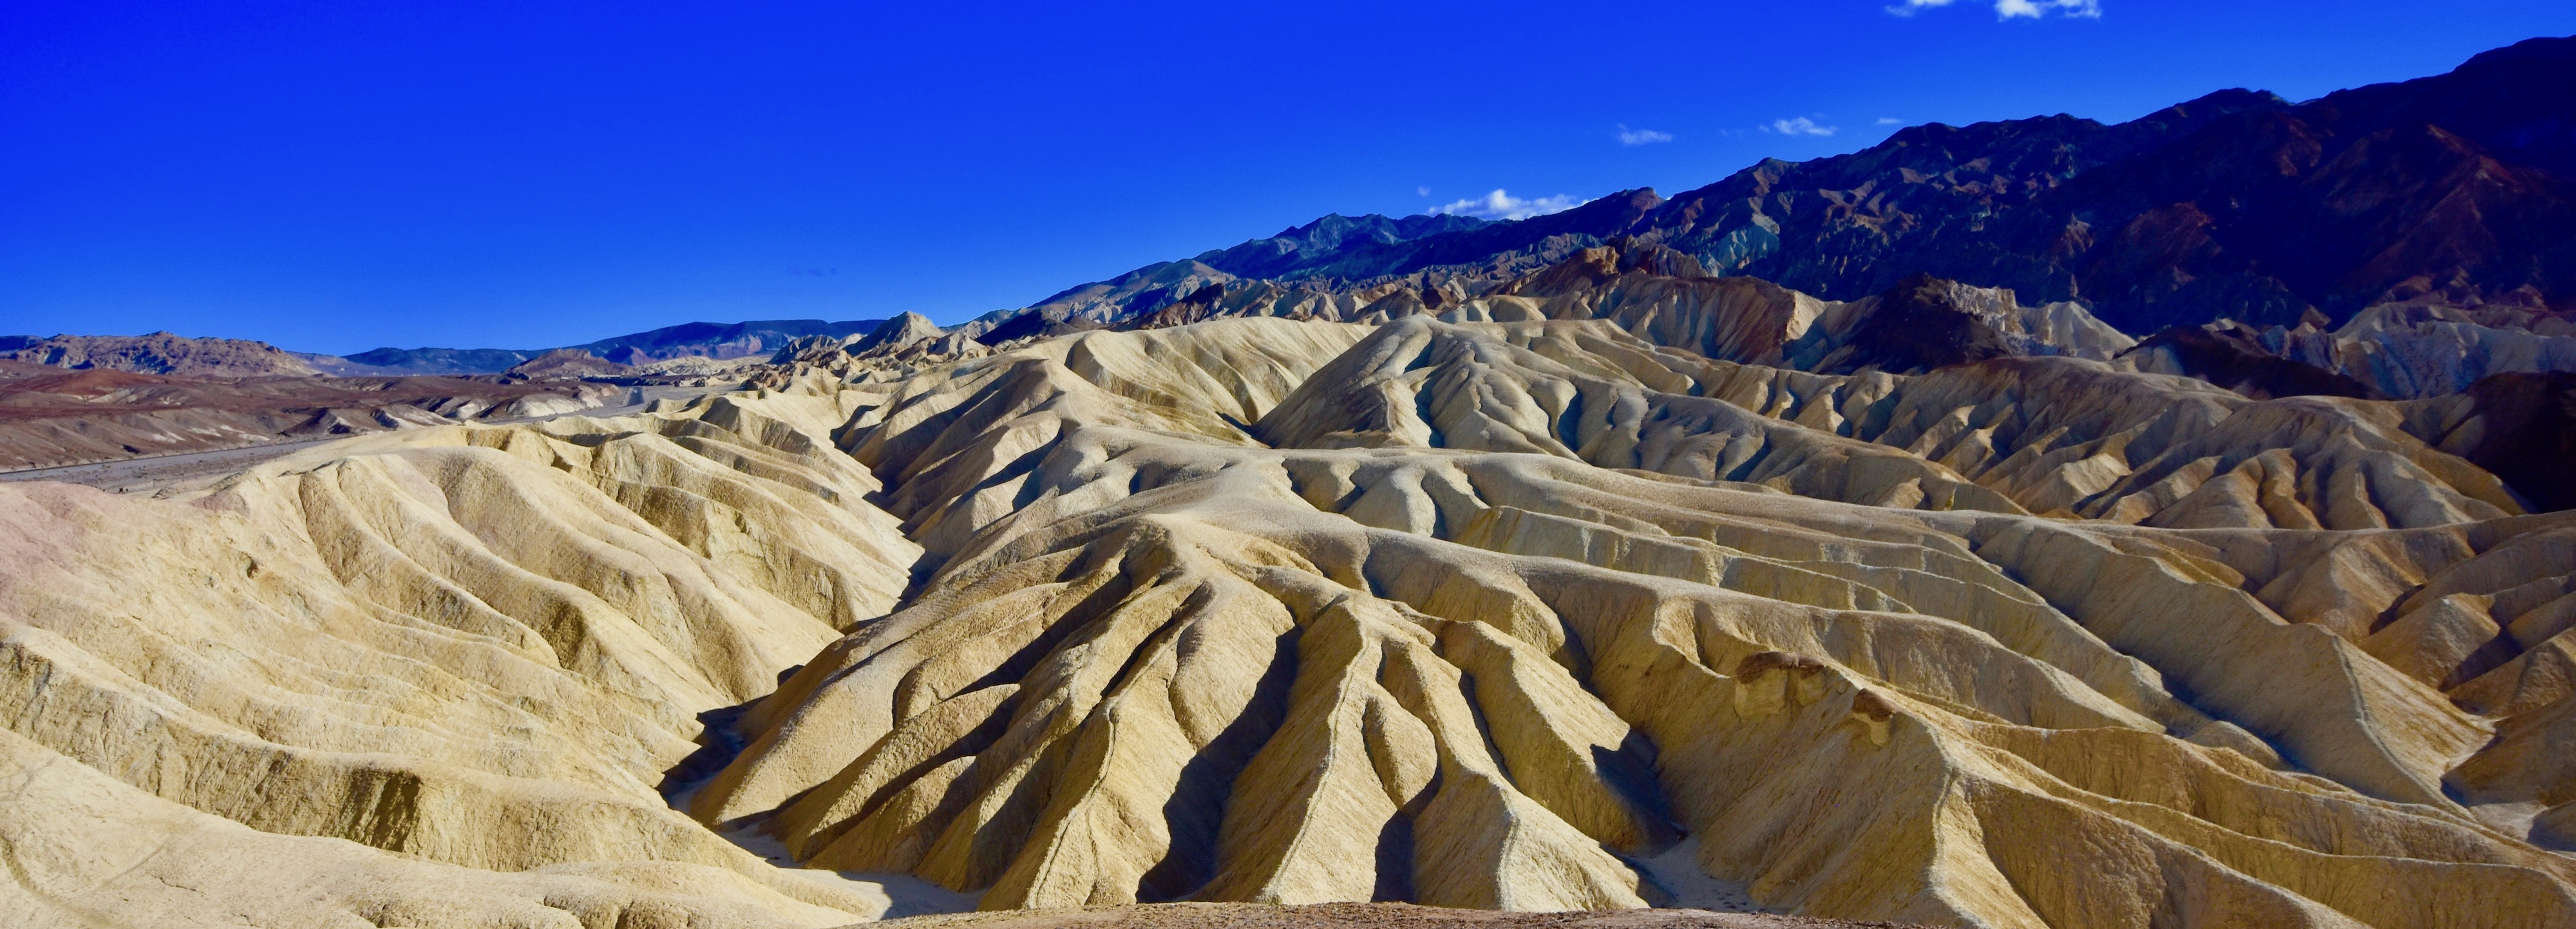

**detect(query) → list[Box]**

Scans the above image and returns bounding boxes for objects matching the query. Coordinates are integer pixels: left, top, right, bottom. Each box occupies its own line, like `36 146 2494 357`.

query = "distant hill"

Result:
567 319 885 362
307 317 889 375
0 332 321 378
313 346 535 376
3 318 894 379
502 348 632 379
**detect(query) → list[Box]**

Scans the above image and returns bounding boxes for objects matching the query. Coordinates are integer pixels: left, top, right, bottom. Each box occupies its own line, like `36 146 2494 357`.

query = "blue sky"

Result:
3 1 2571 353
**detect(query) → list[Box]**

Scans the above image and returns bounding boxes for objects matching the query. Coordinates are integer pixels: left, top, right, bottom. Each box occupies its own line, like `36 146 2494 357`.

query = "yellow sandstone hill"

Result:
2 306 2572 927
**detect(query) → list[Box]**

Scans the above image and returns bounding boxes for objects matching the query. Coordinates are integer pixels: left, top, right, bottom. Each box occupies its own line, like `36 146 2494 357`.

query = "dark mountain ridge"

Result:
567 317 881 360
1184 212 1494 282
1663 37 2576 329
321 317 887 375
1019 36 2576 335
5 319 891 378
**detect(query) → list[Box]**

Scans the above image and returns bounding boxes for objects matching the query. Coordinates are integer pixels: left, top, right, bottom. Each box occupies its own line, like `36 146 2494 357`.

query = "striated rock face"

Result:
5 305 2576 926
2123 294 2576 401
2324 299 2576 399
2114 319 2380 400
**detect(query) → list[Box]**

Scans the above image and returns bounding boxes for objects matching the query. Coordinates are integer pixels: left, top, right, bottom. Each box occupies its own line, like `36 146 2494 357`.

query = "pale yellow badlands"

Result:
2 309 2571 928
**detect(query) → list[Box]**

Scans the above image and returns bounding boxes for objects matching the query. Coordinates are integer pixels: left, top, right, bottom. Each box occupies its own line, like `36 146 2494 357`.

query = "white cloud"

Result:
1889 0 2100 18
1765 117 1838 137
1996 0 2101 17
1877 117 1904 126
1428 189 1585 221
1417 186 1432 196
1617 124 1674 146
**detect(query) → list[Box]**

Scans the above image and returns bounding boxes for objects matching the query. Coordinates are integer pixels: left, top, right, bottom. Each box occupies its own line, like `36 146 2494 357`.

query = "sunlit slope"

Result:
0 389 920 926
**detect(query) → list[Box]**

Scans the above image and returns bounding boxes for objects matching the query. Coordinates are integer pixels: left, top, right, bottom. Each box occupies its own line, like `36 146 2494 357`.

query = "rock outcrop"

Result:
2121 294 2576 401
2115 318 2380 400
2329 299 2576 399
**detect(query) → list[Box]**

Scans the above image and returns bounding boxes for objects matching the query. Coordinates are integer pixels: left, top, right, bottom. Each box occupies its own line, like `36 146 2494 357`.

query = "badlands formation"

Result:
3 246 2573 928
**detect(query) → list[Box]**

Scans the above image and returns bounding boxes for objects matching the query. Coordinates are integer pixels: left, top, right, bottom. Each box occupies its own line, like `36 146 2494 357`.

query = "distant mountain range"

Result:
996 35 2576 337
0 332 325 378
310 318 889 375
0 318 889 379
14 38 2575 397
